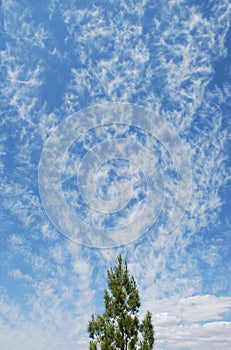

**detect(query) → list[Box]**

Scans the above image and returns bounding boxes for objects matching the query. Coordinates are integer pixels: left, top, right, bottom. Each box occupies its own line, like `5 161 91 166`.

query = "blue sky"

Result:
0 0 231 349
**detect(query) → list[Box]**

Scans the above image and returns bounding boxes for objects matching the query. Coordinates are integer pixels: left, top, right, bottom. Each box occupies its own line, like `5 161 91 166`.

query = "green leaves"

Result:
88 255 154 350
140 311 155 350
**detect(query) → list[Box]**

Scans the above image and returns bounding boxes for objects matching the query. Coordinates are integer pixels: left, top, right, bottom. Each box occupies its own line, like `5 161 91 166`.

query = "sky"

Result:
0 0 231 349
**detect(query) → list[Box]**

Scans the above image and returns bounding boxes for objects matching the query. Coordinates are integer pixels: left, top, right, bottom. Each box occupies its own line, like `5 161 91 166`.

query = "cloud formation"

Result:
0 0 230 349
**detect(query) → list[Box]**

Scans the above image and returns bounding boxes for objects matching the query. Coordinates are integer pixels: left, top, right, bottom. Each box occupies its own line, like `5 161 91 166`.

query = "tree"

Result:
88 254 154 349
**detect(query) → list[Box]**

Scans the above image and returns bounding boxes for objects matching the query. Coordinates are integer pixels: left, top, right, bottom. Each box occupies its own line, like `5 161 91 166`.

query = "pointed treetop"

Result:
88 255 155 349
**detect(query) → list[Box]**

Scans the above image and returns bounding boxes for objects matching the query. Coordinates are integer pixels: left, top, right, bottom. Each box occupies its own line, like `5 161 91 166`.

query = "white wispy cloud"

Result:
156 321 231 350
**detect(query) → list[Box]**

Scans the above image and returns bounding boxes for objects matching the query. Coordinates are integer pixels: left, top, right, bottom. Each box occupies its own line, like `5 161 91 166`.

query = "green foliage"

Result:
140 311 154 350
88 254 155 350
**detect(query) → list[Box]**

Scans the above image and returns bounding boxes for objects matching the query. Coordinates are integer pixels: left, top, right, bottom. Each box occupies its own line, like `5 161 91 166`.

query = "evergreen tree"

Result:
88 254 154 349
